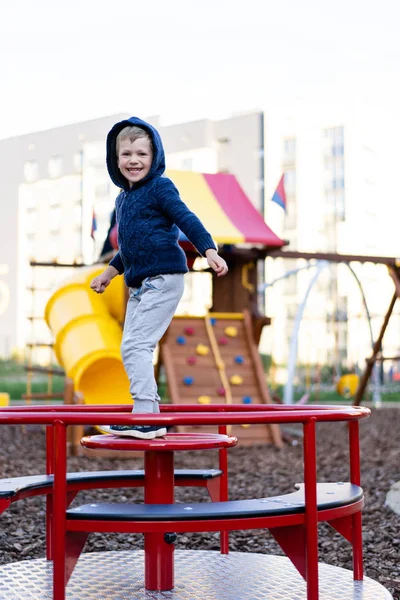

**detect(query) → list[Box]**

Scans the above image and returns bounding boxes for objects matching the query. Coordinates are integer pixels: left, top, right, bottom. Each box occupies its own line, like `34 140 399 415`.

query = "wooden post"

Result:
354 291 397 405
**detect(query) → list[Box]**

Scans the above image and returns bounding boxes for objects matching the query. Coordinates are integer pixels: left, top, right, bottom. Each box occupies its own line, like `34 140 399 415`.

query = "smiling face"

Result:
117 137 153 187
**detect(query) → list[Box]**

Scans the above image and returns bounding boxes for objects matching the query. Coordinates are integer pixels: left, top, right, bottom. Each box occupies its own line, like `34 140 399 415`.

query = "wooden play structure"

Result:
148 172 287 445
157 311 281 445
35 171 286 451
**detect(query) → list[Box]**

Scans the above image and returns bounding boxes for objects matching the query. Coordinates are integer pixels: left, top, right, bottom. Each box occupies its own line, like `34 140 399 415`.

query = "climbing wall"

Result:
158 311 281 446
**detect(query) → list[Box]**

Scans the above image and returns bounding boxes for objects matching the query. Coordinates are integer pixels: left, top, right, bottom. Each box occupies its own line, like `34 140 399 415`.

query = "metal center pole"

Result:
144 450 175 590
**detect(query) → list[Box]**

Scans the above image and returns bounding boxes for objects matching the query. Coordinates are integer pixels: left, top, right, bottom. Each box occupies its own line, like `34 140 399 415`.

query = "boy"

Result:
90 116 228 439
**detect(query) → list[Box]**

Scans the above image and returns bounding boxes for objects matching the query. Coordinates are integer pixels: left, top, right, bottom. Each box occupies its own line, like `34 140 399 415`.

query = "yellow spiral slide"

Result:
44 266 131 404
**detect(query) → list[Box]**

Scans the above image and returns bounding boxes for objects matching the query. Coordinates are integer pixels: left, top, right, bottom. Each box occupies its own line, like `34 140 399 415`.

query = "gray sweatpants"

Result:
121 274 185 413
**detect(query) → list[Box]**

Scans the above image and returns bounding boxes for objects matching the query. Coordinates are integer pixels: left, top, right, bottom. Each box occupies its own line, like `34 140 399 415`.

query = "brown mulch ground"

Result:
0 407 399 598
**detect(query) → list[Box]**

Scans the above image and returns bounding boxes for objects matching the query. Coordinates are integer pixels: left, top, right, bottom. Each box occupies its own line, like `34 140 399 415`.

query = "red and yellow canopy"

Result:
167 170 284 248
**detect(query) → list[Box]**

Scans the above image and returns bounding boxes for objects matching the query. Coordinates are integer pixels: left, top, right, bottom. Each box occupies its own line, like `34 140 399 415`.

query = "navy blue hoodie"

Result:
107 116 216 288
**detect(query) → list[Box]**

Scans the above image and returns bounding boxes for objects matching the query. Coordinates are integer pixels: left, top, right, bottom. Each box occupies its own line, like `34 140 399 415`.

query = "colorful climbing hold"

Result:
242 396 252 404
183 376 194 386
217 387 226 396
196 344 209 355
230 375 243 385
187 356 197 365
218 337 228 346
210 317 217 326
184 326 195 336
234 355 244 365
198 396 212 404
225 326 237 337
176 336 186 345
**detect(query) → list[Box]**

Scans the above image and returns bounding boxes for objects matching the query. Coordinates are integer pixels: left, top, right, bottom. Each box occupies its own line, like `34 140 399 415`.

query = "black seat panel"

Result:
67 483 363 521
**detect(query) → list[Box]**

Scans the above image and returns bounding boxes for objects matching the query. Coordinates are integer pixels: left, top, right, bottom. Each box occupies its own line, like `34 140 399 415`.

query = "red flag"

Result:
91 209 97 239
271 175 287 211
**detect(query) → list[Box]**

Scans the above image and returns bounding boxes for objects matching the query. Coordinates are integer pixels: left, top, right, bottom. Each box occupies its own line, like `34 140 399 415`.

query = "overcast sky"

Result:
1 0 400 138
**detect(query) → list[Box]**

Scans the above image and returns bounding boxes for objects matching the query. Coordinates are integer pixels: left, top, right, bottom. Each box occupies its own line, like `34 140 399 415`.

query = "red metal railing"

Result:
0 404 370 600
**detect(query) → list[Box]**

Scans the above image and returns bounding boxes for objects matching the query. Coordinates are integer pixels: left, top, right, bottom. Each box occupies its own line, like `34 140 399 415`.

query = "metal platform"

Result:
0 550 393 600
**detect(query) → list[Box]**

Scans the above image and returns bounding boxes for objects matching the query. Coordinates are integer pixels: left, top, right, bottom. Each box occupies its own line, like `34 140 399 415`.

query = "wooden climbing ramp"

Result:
158 310 282 446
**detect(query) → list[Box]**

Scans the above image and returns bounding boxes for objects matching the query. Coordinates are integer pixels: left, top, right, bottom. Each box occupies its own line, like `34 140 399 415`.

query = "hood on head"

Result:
106 116 165 190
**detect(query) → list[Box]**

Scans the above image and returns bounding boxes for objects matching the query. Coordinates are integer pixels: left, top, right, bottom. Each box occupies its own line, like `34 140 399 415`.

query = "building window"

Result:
284 198 297 230
323 126 345 221
48 233 59 261
283 260 298 296
284 169 296 194
24 160 39 183
74 231 82 256
24 191 37 210
25 209 37 234
284 275 297 296
48 155 63 178
286 301 298 320
49 207 61 232
26 234 35 259
49 189 61 207
332 144 344 157
324 192 336 216
73 152 83 172
335 191 345 220
336 296 348 323
74 203 82 227
283 138 296 164
324 126 344 157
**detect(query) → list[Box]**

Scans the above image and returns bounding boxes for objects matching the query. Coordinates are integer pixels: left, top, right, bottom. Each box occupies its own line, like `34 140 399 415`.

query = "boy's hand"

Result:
205 249 228 277
90 265 120 293
90 273 111 294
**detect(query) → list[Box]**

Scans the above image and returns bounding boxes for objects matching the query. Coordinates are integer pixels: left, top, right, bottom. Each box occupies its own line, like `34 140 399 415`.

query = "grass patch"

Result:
0 359 26 377
0 358 65 400
270 385 400 404
0 378 65 400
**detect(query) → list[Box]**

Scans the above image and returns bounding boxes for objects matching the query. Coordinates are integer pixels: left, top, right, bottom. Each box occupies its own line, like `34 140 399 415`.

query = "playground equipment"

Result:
51 247 400 412
267 248 400 406
336 374 359 398
41 170 285 436
44 265 131 404
0 403 393 599
43 267 281 447
262 259 380 405
0 392 9 406
158 311 282 445
27 163 400 414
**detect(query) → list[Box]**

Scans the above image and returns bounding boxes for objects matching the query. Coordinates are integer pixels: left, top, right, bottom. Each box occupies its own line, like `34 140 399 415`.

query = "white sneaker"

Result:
97 425 167 439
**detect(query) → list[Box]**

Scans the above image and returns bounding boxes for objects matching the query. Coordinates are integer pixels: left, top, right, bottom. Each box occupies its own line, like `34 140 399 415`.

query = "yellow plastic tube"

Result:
0 393 10 406
45 265 131 404
49 265 126 325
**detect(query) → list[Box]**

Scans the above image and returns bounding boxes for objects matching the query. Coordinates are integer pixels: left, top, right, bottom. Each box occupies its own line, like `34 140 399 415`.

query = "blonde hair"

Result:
116 126 152 154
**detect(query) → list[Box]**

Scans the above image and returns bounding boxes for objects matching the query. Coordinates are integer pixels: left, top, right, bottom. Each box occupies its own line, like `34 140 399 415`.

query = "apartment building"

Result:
263 107 399 376
0 111 264 357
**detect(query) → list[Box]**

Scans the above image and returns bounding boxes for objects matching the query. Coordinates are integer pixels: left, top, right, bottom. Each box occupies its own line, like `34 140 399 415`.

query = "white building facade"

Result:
1 106 397 377
263 106 400 379
0 111 264 358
